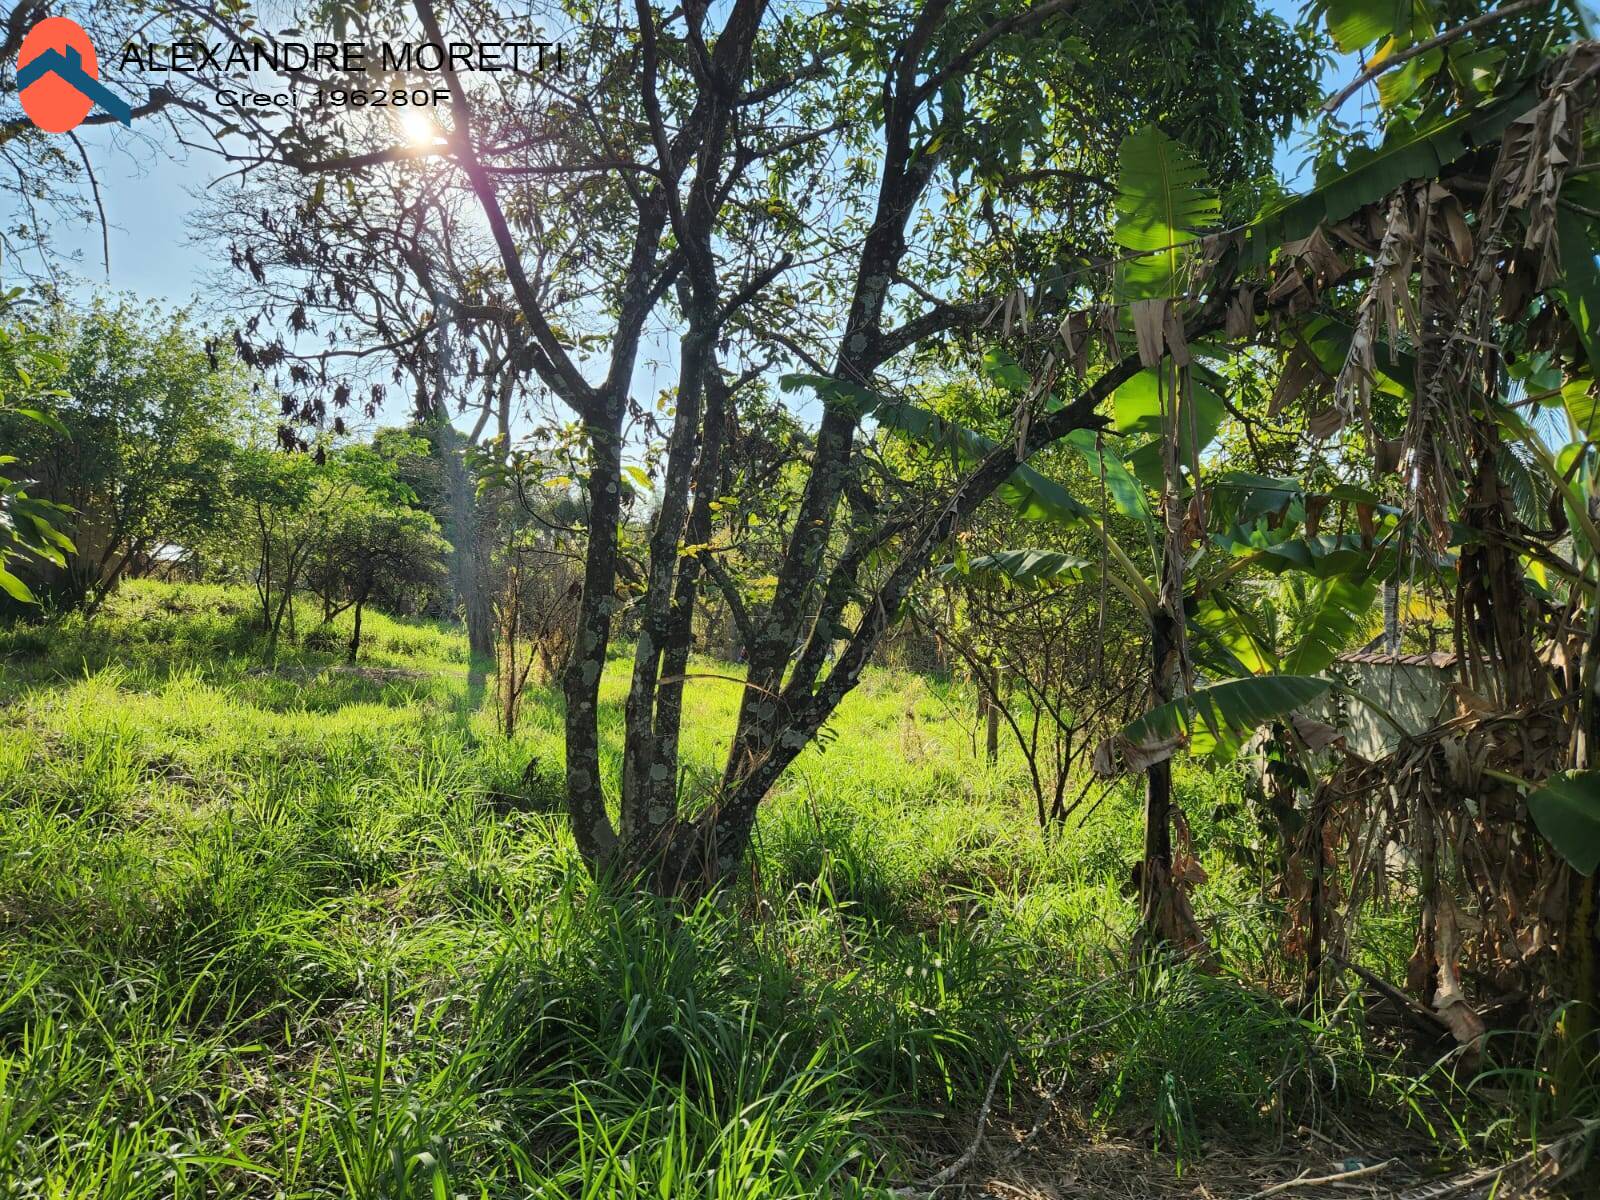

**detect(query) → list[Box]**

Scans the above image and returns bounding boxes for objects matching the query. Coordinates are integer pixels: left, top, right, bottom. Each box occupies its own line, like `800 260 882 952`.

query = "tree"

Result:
881 0 1596 982
2 297 252 613
922 566 1146 824
1058 1 1600 1064
488 527 582 734
307 434 449 635
882 375 1148 821
173 0 1320 891
229 445 329 663
478 430 629 735
0 0 319 285
224 433 450 663
313 498 448 661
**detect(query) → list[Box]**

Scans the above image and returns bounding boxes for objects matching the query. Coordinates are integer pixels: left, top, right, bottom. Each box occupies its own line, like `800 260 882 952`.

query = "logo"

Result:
16 17 131 132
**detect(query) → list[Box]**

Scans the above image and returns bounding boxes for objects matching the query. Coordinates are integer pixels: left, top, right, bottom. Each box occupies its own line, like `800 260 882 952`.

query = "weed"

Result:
0 581 1550 1196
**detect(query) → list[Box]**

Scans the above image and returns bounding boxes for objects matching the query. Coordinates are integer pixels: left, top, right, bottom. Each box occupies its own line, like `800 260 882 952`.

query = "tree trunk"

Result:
1302 792 1328 1008
437 416 495 663
266 582 293 665
561 415 624 868
1407 806 1440 1005
1139 610 1176 939
1141 356 1186 950
467 573 494 662
1557 609 1600 1098
347 600 363 664
724 129 940 809
501 574 521 736
263 539 308 666
255 506 273 633
619 325 713 855
985 660 1001 765
1557 870 1598 1103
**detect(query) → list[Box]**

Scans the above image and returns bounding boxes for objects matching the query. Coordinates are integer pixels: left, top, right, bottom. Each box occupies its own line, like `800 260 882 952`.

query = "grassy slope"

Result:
0 581 1496 1198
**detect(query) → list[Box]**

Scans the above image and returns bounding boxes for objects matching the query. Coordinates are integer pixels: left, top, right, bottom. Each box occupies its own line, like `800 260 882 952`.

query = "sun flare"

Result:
397 109 439 147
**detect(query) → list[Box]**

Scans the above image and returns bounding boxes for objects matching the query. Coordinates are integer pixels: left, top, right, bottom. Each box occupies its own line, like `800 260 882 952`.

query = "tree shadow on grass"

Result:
463 654 491 722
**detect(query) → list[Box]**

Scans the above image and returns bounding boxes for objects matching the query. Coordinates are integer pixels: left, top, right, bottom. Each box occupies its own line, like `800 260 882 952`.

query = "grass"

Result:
0 580 1569 1197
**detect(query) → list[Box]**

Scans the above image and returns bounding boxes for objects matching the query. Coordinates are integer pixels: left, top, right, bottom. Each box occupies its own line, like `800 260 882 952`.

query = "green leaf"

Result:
1113 367 1226 439
1559 378 1600 442
875 400 1095 527
1112 368 1167 437
778 373 885 418
1115 368 1227 487
999 463 1096 526
0 565 36 604
1064 429 1151 525
13 406 69 438
875 400 995 467
981 347 1030 394
1525 771 1600 875
1244 83 1539 267
1556 206 1600 391
1123 675 1334 761
939 548 1092 589
1512 349 1567 395
1215 530 1397 580
1305 315 1417 393
1208 471 1306 524
1282 576 1378 675
1321 0 1412 53
1114 125 1218 301
1191 594 1278 675
1376 47 1443 109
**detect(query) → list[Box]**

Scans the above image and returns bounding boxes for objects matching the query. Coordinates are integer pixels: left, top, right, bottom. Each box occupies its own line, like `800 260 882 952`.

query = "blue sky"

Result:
49 1 1342 298
16 1 1378 434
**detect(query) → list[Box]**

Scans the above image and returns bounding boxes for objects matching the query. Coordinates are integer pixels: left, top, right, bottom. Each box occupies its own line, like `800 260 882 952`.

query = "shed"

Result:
1321 648 1456 760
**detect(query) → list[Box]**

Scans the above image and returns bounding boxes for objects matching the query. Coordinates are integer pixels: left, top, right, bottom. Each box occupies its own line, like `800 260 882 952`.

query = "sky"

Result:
47 2 1341 299
0 0 1454 438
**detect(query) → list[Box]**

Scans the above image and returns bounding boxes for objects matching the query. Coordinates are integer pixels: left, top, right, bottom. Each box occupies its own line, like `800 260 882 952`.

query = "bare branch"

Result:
414 0 599 418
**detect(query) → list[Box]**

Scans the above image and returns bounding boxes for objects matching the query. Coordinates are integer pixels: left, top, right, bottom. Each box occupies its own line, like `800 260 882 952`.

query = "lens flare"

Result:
398 109 439 147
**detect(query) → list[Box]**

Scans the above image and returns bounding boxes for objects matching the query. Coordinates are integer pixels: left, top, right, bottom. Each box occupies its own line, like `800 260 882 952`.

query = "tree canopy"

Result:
4 0 1600 1139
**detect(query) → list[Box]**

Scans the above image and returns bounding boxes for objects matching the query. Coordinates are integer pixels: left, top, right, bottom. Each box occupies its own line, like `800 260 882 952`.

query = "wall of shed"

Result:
1317 662 1452 759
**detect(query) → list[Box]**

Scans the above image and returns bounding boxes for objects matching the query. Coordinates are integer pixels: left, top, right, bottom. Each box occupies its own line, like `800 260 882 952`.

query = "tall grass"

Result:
0 581 1535 1196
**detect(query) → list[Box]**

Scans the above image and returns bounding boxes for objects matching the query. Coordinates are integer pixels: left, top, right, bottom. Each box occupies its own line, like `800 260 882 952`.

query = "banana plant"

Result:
0 297 74 605
931 121 1347 947
1122 573 1382 763
1493 400 1600 878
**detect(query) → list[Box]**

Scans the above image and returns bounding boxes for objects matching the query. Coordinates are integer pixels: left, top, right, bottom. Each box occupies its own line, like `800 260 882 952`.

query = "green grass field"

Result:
0 582 1541 1197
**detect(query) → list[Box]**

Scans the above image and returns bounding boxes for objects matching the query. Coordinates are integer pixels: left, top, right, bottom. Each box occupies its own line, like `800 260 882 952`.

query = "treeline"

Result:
0 292 816 735
0 294 488 665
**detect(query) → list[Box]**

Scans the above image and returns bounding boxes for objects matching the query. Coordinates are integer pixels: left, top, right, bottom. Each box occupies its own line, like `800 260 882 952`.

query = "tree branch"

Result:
701 552 756 649
913 0 1083 105
1321 0 1550 114
414 0 599 419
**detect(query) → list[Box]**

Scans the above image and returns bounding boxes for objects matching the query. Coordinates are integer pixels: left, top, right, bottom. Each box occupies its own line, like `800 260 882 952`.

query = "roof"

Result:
1337 649 1456 668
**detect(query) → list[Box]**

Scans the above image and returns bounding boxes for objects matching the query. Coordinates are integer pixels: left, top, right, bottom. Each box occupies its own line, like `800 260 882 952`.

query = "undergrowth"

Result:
0 581 1565 1197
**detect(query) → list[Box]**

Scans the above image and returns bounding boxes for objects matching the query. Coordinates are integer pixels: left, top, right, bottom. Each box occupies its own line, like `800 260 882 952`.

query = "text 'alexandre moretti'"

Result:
117 39 564 75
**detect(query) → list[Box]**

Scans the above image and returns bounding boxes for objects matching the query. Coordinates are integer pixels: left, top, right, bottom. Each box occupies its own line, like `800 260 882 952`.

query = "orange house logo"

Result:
16 17 132 132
